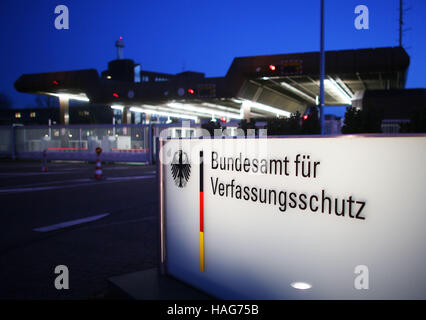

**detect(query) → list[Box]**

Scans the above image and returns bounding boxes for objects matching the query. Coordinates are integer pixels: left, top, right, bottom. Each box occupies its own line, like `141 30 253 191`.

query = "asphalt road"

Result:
0 160 158 299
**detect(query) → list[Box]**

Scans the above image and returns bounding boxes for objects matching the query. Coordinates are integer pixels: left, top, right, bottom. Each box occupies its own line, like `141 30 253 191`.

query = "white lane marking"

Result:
0 168 155 176
78 216 156 230
33 213 110 232
105 175 156 181
0 172 74 176
0 185 66 193
0 175 155 194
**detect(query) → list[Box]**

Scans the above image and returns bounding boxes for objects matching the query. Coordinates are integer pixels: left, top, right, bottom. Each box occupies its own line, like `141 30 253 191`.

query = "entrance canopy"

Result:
15 47 409 121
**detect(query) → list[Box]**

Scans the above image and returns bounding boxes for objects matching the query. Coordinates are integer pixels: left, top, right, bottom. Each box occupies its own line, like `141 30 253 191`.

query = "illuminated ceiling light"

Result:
280 81 316 104
324 78 352 104
231 98 242 104
152 103 240 121
261 77 270 80
106 75 112 79
291 282 312 290
139 103 244 120
111 104 124 111
269 64 276 71
335 77 354 97
242 100 291 118
129 107 143 112
168 102 242 120
136 104 203 119
202 101 266 117
49 93 90 102
201 102 240 113
129 106 197 121
205 102 268 117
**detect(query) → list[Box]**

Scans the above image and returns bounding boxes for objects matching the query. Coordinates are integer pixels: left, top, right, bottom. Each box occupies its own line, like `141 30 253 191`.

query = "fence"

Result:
0 123 200 163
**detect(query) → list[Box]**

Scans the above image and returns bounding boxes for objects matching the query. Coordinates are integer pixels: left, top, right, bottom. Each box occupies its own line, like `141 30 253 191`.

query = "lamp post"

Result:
319 0 325 135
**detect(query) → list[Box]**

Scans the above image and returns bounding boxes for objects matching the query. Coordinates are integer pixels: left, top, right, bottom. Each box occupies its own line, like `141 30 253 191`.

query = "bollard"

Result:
41 149 48 172
94 147 103 180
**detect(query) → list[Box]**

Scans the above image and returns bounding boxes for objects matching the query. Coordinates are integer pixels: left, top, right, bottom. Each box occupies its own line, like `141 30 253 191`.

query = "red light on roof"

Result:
303 114 309 120
269 64 276 71
113 93 119 98
52 80 59 85
188 88 195 94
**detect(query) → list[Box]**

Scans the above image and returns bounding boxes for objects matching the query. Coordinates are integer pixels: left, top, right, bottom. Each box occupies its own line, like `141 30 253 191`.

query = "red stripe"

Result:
111 148 149 151
48 148 88 151
200 191 204 232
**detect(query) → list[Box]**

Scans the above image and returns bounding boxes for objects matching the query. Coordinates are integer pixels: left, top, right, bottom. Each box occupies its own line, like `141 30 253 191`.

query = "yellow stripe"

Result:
200 231 204 272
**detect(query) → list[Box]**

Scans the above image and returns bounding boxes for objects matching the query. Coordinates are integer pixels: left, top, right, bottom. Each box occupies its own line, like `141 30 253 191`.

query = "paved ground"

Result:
0 159 158 299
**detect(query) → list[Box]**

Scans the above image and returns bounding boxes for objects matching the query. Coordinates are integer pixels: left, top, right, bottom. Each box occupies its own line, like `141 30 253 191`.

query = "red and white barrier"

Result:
41 150 48 172
94 147 103 180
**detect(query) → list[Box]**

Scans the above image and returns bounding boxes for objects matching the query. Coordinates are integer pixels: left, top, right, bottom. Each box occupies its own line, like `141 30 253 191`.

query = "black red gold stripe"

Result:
200 150 204 272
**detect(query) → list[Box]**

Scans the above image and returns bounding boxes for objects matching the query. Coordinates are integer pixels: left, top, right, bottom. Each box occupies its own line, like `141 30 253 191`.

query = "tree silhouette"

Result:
301 107 320 134
342 106 382 134
238 118 256 136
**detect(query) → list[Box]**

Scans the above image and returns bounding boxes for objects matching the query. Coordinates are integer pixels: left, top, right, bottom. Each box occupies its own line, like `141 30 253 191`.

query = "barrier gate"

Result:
0 123 200 163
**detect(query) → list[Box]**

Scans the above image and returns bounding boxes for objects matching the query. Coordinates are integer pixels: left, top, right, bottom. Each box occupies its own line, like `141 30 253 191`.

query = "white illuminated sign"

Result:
159 135 426 299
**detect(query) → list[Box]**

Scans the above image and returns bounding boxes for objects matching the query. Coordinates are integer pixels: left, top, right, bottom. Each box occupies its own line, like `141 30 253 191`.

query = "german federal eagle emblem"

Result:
171 150 191 188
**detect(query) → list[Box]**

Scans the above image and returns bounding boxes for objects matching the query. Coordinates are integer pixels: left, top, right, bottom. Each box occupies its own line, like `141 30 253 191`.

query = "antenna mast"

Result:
399 0 412 48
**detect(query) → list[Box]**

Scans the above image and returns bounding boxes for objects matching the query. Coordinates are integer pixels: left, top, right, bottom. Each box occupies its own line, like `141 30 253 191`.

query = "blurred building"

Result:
356 89 426 133
14 42 410 125
0 104 114 126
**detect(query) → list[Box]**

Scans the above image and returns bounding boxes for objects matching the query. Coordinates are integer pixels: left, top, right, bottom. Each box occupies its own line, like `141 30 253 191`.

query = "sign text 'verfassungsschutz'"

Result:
210 151 366 220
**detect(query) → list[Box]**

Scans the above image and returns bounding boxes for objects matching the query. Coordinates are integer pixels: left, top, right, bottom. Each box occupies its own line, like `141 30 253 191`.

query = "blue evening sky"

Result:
0 0 424 117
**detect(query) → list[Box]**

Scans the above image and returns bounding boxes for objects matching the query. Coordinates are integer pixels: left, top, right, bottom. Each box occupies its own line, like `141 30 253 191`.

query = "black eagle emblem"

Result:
171 150 191 188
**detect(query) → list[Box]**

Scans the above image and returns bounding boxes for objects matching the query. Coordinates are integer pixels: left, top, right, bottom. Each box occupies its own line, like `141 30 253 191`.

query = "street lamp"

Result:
320 0 325 135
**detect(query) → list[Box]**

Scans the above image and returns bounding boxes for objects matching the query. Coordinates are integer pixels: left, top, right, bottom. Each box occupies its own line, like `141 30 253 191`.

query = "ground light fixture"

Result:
290 282 313 290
